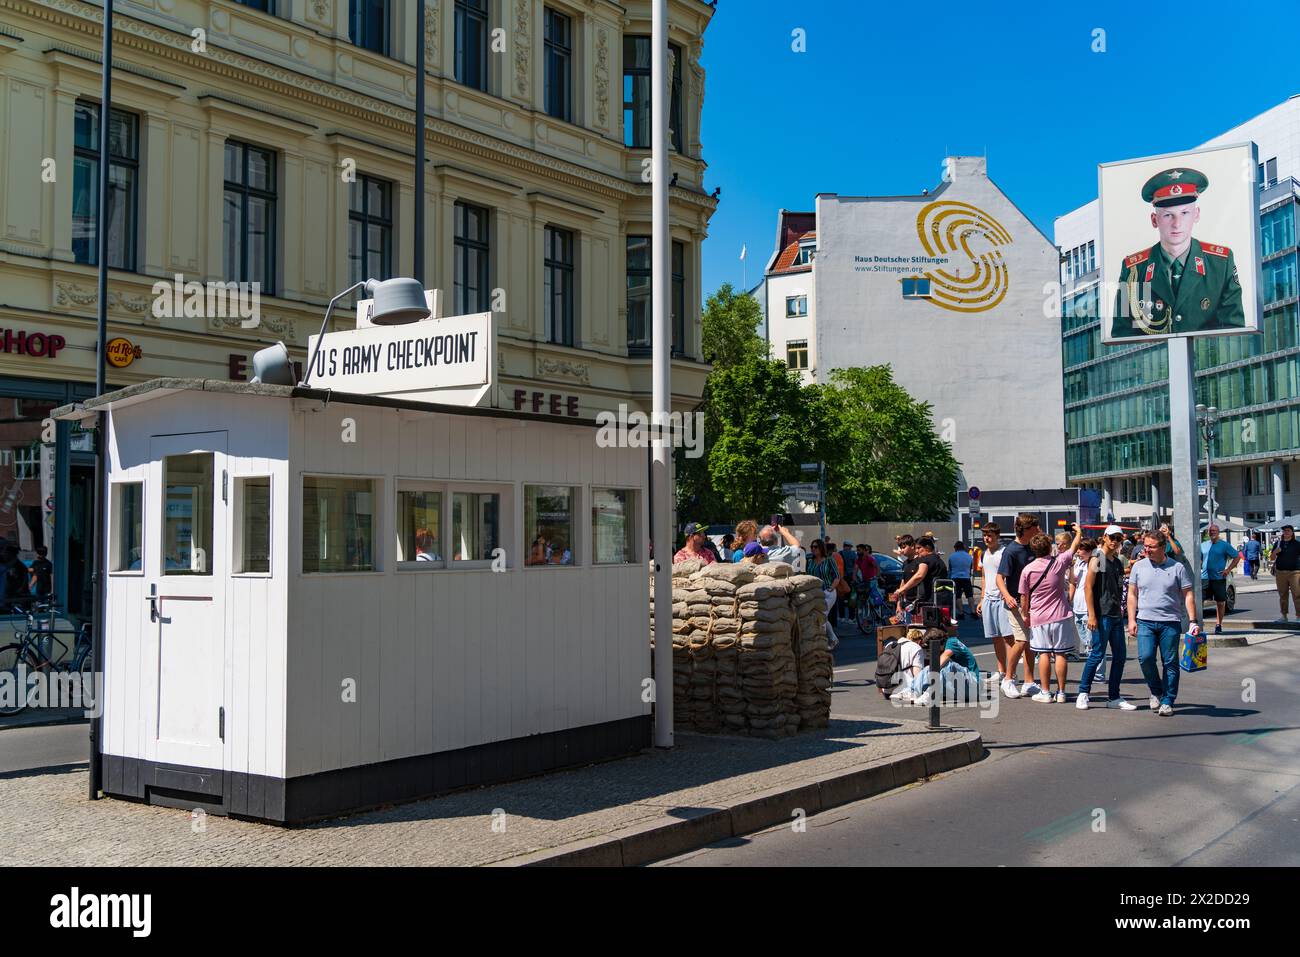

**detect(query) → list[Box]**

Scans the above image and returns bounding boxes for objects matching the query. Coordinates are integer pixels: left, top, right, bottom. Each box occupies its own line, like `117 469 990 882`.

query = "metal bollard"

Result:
927 633 943 729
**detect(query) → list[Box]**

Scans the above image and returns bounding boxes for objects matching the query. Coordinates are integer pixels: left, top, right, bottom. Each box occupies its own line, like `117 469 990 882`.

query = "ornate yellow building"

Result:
0 0 716 610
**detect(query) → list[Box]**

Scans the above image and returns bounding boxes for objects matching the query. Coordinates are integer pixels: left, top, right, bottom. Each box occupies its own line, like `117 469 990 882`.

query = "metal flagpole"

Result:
89 0 115 800
414 1 425 284
650 0 673 748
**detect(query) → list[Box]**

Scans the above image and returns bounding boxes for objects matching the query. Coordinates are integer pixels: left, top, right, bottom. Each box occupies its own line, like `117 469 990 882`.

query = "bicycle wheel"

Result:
0 642 28 716
856 597 872 635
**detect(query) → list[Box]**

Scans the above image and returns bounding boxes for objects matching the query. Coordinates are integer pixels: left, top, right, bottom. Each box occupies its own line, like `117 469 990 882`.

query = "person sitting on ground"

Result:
673 522 716 566
889 628 929 702
1018 523 1084 703
758 522 806 573
912 627 982 707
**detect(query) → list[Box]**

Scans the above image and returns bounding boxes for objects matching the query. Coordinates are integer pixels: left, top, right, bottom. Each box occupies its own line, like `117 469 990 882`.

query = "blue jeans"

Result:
1080 615 1126 699
1136 620 1181 706
913 662 978 701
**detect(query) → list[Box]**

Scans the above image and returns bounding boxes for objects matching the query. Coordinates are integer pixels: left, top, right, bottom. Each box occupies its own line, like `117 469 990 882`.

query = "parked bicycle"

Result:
855 579 893 635
0 597 93 717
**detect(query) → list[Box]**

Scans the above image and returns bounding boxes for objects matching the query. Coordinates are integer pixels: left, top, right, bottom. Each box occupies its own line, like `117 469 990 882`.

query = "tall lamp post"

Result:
1195 404 1220 528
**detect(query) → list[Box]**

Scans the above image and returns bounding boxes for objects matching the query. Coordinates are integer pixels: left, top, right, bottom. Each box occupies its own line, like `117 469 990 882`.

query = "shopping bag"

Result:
1180 630 1208 673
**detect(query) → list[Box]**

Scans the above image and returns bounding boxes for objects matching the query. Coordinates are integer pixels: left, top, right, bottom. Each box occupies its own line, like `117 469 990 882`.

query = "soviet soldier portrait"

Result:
1111 167 1246 339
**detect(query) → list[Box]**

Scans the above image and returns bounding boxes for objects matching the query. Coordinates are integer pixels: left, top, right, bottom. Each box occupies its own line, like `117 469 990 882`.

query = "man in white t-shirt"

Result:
974 524 1010 684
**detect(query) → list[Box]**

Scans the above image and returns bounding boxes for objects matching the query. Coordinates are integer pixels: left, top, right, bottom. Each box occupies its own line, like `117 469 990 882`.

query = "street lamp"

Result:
1195 404 1220 526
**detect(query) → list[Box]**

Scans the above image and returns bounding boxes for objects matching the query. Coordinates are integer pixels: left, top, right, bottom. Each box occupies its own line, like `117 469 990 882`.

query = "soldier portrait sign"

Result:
1099 143 1262 344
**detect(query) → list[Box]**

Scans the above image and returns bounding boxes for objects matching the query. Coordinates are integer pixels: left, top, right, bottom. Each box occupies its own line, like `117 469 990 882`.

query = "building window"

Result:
302 476 377 573
235 0 273 9
11 445 38 481
626 235 650 352
544 226 575 346
623 36 650 148
397 488 443 564
111 482 144 573
349 175 393 287
672 240 686 357
544 8 573 123
624 37 681 151
223 140 276 294
455 0 489 92
592 488 636 564
795 245 815 266
901 277 931 298
669 42 683 153
234 477 272 575
454 201 490 314
73 101 138 270
525 485 577 565
163 454 215 577
1086 240 1096 273
786 295 808 318
1264 157 1279 188
451 490 499 562
349 0 389 55
786 339 809 370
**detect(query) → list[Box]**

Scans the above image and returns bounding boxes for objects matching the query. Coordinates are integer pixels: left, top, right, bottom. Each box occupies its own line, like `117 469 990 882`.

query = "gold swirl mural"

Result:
914 200 1013 312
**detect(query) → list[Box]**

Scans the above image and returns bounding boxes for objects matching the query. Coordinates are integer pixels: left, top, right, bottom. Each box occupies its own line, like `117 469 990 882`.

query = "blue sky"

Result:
698 1 1298 297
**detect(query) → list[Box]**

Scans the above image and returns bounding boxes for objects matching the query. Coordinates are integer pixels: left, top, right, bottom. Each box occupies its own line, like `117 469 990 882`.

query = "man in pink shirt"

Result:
1018 523 1083 703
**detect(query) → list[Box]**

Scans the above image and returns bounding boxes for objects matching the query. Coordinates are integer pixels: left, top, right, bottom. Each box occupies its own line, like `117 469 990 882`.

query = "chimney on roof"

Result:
942 156 988 183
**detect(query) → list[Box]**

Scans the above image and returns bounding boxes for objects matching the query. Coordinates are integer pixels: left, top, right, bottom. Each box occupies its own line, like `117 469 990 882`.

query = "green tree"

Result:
706 355 819 520
675 283 767 523
815 366 960 523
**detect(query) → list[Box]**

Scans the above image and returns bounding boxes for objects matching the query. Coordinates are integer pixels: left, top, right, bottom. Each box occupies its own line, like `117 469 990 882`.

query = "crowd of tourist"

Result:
670 513 1300 720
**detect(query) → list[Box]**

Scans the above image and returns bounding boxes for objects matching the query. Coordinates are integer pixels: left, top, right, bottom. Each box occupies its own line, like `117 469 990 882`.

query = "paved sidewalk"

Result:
0 716 979 866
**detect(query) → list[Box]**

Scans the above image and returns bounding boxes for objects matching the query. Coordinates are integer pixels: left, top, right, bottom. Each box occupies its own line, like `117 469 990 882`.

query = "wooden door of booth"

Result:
146 431 228 771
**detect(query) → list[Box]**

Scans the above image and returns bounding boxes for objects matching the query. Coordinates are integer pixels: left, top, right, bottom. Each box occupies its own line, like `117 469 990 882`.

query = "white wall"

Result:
766 271 817 384
813 157 1066 492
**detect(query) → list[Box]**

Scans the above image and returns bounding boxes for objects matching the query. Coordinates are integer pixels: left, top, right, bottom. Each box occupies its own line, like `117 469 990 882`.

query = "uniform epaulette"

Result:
1201 243 1230 257
1124 249 1151 268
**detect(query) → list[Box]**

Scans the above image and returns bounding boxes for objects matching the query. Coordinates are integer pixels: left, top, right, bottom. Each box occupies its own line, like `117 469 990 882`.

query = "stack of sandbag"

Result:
648 557 832 736
733 574 800 738
787 573 833 729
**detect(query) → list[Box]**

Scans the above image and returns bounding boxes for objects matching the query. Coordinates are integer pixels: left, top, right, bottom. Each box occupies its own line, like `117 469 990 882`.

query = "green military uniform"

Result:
1110 168 1245 339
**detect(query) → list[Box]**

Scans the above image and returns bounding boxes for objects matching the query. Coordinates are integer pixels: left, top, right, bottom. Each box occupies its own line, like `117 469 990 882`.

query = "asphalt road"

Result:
0 722 89 776
662 614 1300 866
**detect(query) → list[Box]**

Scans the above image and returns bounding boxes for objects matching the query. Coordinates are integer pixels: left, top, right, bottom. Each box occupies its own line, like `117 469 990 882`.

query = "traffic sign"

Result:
968 486 981 501
781 483 821 500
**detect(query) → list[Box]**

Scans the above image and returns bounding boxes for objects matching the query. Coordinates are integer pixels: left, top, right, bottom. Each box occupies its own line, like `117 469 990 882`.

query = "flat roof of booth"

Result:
52 377 604 429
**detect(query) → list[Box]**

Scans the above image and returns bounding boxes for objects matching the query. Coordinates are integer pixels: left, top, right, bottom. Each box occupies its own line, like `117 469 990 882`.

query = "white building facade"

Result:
761 156 1066 497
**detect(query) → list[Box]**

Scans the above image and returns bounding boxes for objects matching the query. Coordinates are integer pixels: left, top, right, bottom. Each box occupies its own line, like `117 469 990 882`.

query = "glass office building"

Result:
1057 97 1300 526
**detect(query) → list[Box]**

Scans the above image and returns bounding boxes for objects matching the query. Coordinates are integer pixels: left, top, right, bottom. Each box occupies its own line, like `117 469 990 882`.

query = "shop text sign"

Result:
1 328 66 359
306 312 492 403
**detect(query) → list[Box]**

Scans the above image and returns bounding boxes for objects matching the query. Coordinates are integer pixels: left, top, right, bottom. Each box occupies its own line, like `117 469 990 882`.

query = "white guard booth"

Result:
55 372 651 823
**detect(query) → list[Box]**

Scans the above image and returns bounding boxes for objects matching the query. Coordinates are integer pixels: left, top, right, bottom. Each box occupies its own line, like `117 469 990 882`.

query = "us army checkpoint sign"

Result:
1098 141 1263 345
306 311 495 407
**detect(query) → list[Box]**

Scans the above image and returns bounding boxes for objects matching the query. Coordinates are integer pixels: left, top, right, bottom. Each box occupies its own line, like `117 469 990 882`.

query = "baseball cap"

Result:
1104 524 1124 537
743 541 766 558
683 522 705 536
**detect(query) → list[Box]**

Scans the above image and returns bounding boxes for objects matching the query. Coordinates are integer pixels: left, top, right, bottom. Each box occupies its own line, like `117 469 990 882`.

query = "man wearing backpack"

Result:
1077 526 1136 711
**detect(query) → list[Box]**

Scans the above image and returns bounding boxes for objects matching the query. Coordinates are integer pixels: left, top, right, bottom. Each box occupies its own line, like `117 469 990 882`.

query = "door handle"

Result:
147 584 213 622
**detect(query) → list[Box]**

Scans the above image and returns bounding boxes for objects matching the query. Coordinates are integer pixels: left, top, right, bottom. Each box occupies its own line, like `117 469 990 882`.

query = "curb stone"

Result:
496 729 982 867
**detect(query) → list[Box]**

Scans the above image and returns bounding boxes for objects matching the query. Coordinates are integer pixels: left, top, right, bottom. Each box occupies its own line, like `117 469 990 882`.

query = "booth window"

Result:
302 476 377 573
592 488 636 564
111 482 143 572
525 485 577 565
235 477 271 574
398 489 443 564
163 454 214 576
451 491 499 562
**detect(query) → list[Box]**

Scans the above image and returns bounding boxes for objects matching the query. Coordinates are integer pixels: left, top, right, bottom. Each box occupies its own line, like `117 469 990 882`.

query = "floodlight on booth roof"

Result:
300 277 431 387
249 341 295 386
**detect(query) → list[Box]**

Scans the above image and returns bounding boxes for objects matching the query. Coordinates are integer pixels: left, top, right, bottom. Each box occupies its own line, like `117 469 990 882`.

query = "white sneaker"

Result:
1031 690 1053 703
1001 678 1021 699
1076 693 1089 710
1149 695 1161 711
1157 703 1173 716
914 690 933 707
1107 698 1137 711
1055 691 1067 704
890 687 915 702
1022 682 1043 697
991 671 1003 684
